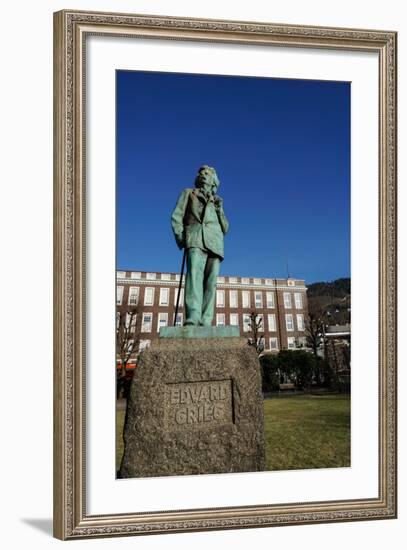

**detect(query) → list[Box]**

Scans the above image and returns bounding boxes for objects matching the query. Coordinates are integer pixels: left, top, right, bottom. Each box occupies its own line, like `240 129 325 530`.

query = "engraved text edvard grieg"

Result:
165 379 233 429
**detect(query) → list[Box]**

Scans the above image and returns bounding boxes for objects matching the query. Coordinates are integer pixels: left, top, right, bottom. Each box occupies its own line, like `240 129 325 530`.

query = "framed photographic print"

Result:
53 9 397 540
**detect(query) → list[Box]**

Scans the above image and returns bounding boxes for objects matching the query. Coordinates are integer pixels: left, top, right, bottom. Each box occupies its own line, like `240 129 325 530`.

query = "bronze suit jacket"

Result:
171 188 229 260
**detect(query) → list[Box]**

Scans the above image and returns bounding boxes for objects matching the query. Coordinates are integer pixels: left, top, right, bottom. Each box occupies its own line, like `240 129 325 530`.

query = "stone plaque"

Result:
165 379 233 429
119 337 266 478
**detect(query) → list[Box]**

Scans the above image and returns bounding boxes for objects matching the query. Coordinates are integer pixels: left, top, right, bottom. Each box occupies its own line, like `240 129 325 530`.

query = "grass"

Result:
116 394 350 472
264 394 350 471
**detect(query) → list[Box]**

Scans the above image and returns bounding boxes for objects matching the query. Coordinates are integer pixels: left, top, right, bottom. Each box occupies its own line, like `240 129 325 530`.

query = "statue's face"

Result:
196 166 217 194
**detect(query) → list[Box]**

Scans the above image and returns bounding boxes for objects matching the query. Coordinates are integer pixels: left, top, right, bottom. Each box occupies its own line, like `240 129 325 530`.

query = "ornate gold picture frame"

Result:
53 9 397 540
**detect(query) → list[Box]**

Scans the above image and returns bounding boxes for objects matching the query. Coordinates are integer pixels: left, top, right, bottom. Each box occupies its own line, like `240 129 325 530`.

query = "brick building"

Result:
116 269 308 360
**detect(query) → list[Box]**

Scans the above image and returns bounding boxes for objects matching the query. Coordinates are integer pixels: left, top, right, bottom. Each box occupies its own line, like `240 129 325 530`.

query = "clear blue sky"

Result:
116 70 350 284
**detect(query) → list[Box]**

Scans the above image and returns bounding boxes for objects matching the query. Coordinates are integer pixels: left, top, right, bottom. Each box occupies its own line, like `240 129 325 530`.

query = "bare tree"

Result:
116 307 140 386
247 310 265 354
305 297 327 357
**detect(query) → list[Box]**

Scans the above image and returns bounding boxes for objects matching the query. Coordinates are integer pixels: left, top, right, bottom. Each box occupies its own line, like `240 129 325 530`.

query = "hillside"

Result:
307 277 350 325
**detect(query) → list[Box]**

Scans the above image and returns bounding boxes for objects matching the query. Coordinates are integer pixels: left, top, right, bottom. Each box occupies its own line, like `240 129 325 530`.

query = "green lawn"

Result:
116 394 350 472
264 395 350 471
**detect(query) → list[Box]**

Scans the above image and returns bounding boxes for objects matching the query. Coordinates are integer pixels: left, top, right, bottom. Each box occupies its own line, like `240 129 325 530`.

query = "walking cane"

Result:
173 248 186 326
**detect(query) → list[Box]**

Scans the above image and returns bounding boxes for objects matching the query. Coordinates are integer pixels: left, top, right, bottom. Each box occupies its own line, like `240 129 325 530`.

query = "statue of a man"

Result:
171 165 229 326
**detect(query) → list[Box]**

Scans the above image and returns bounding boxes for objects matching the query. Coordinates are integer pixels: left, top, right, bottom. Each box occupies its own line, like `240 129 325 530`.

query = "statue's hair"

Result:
194 165 220 191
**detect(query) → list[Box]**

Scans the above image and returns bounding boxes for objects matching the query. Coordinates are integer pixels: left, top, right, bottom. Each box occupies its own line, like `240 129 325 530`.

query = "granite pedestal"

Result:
119 332 266 478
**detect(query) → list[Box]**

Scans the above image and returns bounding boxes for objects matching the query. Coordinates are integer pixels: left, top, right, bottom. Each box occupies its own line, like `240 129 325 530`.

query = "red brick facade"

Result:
116 270 308 357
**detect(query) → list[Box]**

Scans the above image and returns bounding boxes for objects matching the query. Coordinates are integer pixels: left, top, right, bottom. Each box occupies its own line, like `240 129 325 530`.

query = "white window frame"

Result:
157 312 168 332
228 277 238 284
229 290 238 308
283 292 292 309
294 292 303 309
141 312 153 333
297 313 305 331
287 336 296 349
267 314 276 332
269 337 278 350
173 287 184 307
266 291 275 308
230 313 239 326
254 291 263 308
174 312 183 327
117 271 126 279
241 277 250 285
130 271 141 279
139 339 151 352
285 313 294 332
253 278 262 285
242 291 250 308
217 276 225 283
127 286 139 306
144 287 155 306
161 273 171 281
116 286 124 305
265 279 274 286
216 290 225 307
146 272 156 280
243 313 251 332
257 314 264 331
298 336 307 348
216 313 225 326
159 287 169 306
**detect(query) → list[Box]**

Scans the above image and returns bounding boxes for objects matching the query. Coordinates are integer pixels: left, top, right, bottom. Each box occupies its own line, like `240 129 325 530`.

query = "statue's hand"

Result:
214 195 223 209
175 232 185 249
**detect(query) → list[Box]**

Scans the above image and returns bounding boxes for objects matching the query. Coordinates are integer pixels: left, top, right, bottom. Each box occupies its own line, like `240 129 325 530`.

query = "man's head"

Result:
194 165 220 194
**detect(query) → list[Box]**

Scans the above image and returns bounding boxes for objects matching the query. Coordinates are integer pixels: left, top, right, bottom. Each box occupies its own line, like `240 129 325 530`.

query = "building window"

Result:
216 313 225 326
159 287 169 306
161 273 171 281
257 314 264 331
139 339 151 352
174 312 183 327
130 271 141 279
294 292 303 309
265 279 274 286
128 286 139 306
173 288 184 307
297 314 305 331
117 271 126 279
146 272 156 280
116 286 124 305
229 276 237 284
229 290 238 308
266 292 275 308
125 312 137 331
253 278 262 285
144 287 155 306
241 277 250 285
283 292 292 309
216 290 225 307
267 314 276 332
217 276 225 284
287 337 296 349
230 313 239 326
269 337 278 350
242 291 250 308
255 291 263 308
243 314 251 332
141 313 153 333
116 311 120 329
285 314 294 331
157 312 168 332
298 336 307 348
